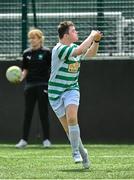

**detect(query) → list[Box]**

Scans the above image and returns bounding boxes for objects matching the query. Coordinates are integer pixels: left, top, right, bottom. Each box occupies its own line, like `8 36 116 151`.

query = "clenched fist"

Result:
90 30 103 42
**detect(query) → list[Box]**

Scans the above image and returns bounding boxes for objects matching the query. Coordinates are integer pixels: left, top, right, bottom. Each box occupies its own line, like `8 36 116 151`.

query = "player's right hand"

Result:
12 78 21 85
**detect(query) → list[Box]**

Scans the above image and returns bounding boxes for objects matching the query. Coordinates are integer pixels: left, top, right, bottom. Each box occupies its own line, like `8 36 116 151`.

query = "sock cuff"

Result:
68 124 79 131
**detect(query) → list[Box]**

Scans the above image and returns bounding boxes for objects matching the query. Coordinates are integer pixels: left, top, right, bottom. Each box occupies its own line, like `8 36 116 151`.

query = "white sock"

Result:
79 138 86 157
68 124 80 153
66 132 85 157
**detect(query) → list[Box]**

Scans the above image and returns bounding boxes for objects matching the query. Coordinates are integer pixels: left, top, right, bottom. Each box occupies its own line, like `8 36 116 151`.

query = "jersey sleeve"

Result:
46 49 51 76
46 49 51 68
57 44 76 61
21 51 28 70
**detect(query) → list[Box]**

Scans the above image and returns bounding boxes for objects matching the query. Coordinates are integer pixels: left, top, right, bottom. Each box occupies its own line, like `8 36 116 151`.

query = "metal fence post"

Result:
22 0 28 52
97 0 104 52
32 0 37 28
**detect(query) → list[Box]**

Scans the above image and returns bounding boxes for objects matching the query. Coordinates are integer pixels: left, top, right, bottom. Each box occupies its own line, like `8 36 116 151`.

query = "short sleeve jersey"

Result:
48 42 81 101
22 47 51 88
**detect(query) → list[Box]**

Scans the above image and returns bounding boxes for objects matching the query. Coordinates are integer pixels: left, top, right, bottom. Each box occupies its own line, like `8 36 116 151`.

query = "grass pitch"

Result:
0 143 134 179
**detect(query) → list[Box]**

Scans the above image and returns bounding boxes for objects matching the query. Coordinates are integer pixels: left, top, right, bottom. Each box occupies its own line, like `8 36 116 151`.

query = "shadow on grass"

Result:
61 168 90 172
0 144 70 151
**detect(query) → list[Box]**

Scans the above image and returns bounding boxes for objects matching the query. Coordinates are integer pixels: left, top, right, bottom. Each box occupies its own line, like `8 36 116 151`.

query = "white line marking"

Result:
0 155 134 158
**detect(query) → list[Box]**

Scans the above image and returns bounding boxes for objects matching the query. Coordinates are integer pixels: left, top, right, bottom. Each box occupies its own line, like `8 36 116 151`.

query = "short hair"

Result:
28 28 45 45
58 21 74 39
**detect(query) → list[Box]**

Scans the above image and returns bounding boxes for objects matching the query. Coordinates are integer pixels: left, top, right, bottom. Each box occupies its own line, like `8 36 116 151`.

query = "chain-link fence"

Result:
0 0 134 60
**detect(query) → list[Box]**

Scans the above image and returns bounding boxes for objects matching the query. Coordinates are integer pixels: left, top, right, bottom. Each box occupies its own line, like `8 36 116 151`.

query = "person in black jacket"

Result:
16 28 51 148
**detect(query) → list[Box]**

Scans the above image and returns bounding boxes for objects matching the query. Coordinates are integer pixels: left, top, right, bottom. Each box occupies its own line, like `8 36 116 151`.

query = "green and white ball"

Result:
6 66 22 83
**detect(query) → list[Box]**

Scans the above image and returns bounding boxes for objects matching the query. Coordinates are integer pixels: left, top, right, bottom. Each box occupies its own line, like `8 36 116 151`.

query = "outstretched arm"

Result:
82 31 103 59
72 30 102 56
84 41 99 58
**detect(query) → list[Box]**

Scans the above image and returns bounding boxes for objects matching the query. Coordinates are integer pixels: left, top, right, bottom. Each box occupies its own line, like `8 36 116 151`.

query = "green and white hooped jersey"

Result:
48 42 81 101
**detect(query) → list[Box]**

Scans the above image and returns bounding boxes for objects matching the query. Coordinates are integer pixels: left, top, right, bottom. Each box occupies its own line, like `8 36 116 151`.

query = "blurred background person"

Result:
16 28 51 148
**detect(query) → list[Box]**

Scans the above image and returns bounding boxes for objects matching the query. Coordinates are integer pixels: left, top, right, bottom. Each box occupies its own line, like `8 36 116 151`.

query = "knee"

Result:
67 116 77 125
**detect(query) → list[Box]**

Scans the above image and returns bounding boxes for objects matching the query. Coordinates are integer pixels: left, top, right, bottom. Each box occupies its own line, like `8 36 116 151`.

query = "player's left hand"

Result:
94 30 103 42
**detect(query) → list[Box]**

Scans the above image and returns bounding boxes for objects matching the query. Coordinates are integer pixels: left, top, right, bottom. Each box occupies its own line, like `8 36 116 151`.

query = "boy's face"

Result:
66 26 78 42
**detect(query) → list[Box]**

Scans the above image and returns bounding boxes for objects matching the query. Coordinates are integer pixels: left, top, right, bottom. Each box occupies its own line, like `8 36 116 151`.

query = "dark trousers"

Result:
22 85 50 141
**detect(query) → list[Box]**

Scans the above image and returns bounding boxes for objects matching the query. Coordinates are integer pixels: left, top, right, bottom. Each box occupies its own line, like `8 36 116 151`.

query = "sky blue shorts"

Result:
49 90 80 119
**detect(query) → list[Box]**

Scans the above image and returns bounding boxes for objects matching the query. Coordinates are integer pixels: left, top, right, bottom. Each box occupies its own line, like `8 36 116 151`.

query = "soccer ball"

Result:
6 66 22 84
